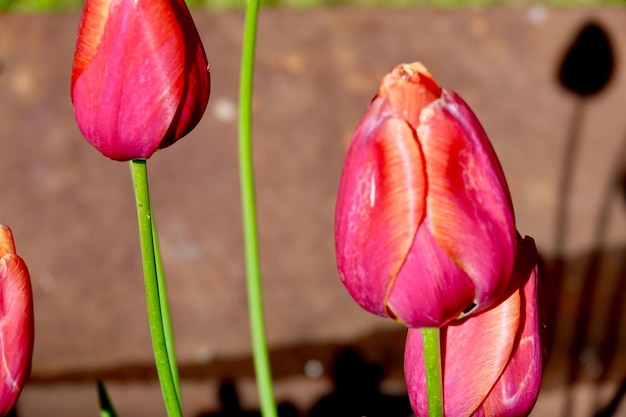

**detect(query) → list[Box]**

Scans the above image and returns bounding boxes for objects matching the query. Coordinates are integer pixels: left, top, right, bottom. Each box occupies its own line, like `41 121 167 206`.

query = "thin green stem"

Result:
422 327 444 417
238 0 277 416
152 219 182 403
130 159 182 417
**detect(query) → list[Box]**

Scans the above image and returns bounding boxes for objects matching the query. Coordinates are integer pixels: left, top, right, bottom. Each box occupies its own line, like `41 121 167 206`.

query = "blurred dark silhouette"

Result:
594 378 626 417
195 378 300 417
277 402 300 417
551 18 615 355
559 21 614 97
195 378 261 417
551 19 615 355
307 347 412 417
553 19 625 417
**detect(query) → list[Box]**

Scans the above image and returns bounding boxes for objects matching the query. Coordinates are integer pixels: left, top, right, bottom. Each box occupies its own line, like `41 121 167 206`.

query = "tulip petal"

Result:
157 0 210 148
387 219 475 327
335 97 426 318
71 0 112 88
479 237 544 417
72 0 193 160
0 254 33 416
405 288 520 417
378 62 442 131
418 89 516 314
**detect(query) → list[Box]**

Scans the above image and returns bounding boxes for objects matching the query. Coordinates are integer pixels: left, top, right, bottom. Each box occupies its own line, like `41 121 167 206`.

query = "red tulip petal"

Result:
72 0 187 160
335 97 426 318
405 288 520 417
158 0 210 148
0 254 33 415
387 219 475 327
418 89 516 314
479 237 544 417
71 0 112 89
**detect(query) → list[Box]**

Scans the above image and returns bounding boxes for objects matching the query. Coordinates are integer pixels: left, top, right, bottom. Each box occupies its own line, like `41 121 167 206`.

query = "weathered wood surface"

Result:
0 7 624 416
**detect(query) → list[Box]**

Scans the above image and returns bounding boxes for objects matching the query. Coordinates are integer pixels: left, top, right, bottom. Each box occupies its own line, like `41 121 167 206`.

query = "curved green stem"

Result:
238 1 277 417
423 327 444 417
130 159 182 417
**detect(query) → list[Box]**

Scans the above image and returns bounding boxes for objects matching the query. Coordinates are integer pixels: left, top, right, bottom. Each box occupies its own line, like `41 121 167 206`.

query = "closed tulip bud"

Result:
71 0 210 161
404 235 544 417
0 226 34 415
335 62 517 327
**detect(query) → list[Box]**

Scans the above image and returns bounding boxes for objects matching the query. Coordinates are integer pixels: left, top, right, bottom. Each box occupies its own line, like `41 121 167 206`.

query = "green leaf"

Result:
97 380 118 417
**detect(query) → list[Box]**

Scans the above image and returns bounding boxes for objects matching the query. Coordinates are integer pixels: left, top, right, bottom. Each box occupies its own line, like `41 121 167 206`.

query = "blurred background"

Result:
0 1 625 416
2 0 626 12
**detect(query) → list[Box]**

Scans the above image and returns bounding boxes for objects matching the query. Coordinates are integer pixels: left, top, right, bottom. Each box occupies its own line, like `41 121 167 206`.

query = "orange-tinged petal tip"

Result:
0 226 16 258
377 62 442 130
71 0 113 90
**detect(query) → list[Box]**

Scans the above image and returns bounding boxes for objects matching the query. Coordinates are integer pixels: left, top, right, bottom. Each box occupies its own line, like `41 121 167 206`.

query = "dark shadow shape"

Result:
597 140 626 383
620 165 626 203
195 378 301 417
592 141 626 417
594 378 626 417
555 20 617 417
549 18 615 355
277 402 300 417
559 21 614 97
565 135 626 417
308 347 412 417
550 19 615 355
549 20 614 361
195 378 261 417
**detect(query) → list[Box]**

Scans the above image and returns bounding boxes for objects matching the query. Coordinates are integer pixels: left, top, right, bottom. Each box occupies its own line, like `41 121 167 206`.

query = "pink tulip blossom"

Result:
404 235 544 417
71 0 210 161
0 225 34 415
335 62 517 327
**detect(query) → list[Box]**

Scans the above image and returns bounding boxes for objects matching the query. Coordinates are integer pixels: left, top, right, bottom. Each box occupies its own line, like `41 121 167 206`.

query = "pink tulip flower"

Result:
71 0 210 161
0 226 34 415
335 62 517 327
404 235 544 417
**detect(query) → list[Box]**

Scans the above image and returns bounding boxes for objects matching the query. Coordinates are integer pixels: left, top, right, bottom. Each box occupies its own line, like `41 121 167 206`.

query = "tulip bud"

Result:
71 0 211 161
335 62 516 327
404 235 544 417
0 226 34 415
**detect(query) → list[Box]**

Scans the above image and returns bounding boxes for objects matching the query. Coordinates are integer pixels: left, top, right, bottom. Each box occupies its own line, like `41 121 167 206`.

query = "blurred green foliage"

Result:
3 0 626 12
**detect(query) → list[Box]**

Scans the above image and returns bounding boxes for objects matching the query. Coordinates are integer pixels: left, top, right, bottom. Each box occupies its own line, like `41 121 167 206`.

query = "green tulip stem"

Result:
151 217 182 400
238 0 278 417
130 159 182 417
423 327 444 417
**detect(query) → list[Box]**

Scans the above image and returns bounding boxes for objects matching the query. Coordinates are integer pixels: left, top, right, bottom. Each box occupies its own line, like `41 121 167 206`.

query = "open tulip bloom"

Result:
335 62 517 328
0 226 34 416
71 0 210 161
405 236 544 417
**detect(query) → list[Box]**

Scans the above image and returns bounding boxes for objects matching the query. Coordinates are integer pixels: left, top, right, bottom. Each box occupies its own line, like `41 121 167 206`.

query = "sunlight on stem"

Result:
130 159 182 417
423 327 444 417
238 0 278 416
